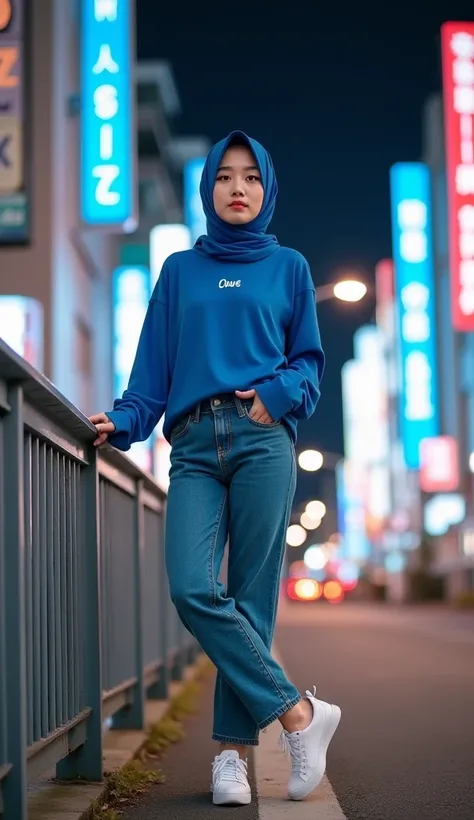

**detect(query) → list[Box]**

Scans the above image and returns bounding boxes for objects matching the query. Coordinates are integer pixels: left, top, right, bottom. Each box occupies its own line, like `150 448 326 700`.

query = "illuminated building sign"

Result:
419 436 459 493
81 0 136 229
112 265 152 471
0 0 29 243
149 223 191 286
184 157 206 243
390 162 439 469
0 295 43 369
441 22 474 331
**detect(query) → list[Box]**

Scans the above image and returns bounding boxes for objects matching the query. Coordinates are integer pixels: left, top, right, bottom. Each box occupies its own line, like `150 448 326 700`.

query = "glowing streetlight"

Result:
300 512 321 530
298 449 324 472
315 279 368 304
305 500 327 520
286 524 307 547
333 279 367 302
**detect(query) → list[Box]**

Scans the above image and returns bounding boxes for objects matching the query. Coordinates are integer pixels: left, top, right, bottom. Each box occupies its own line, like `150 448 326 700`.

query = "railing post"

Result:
148 507 169 700
57 444 103 781
2 385 28 820
112 479 145 730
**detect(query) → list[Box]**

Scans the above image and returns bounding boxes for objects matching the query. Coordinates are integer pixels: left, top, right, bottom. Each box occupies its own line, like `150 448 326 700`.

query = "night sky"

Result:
137 1 473 508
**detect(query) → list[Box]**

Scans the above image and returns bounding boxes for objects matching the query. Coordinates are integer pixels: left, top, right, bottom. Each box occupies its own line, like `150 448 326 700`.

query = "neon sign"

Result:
80 0 136 229
390 162 439 469
441 22 474 330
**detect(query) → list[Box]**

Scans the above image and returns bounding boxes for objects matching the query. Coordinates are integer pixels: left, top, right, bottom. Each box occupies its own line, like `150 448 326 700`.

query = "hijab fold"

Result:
194 130 280 263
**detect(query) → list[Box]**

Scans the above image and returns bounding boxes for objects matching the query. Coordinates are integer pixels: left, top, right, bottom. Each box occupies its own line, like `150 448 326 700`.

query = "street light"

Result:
306 500 327 519
315 279 368 304
286 524 307 547
333 279 367 302
298 449 324 472
297 448 343 472
300 512 321 530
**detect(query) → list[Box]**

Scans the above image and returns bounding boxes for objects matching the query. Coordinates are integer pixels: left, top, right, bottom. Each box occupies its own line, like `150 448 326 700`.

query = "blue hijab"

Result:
194 130 280 263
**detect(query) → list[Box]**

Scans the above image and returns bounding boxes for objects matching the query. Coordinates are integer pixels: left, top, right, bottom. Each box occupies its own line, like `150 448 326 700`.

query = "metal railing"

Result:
0 339 198 820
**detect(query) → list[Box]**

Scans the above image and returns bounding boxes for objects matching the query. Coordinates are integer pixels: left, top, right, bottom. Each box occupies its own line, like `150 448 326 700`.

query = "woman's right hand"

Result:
88 413 116 447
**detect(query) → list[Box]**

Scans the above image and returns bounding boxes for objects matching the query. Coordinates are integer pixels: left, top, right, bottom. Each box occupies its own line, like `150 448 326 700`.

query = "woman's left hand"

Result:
235 389 274 424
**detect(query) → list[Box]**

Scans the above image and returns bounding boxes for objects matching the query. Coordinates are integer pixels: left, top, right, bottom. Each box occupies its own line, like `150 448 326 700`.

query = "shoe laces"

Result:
279 731 308 775
212 754 248 785
278 687 316 776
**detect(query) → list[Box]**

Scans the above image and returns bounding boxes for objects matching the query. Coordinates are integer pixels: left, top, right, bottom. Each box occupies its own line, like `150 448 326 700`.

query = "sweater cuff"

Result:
106 409 132 434
256 377 294 422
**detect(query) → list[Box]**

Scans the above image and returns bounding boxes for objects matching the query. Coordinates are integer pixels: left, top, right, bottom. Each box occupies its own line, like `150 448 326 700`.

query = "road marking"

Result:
255 645 347 819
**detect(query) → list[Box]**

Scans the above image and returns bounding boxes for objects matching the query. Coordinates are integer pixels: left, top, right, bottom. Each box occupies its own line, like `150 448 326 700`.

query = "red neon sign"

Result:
441 22 474 331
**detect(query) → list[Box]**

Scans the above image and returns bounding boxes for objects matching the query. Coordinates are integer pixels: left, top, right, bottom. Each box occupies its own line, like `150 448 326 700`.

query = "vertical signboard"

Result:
149 223 191 287
390 162 439 469
441 22 474 331
0 0 29 243
112 265 153 472
375 259 394 340
419 436 460 493
81 0 136 230
0 295 43 368
184 157 206 243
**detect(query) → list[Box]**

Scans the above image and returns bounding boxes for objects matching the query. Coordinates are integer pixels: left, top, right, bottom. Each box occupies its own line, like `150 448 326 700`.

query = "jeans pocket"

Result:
170 413 192 443
243 404 281 428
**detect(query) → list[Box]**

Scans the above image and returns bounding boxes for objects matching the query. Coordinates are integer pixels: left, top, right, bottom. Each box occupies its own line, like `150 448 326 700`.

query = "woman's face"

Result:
212 144 264 224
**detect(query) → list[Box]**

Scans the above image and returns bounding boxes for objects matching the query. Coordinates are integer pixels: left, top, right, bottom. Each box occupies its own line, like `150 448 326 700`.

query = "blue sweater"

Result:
106 245 324 448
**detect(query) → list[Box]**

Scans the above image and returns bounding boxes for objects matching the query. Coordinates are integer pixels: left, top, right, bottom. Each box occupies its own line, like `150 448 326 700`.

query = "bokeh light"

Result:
323 580 344 603
286 524 307 547
300 512 321 530
298 449 324 471
305 500 327 520
304 544 329 571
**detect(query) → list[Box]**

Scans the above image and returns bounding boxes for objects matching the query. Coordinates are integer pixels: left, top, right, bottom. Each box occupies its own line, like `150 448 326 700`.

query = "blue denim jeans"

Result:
164 394 301 746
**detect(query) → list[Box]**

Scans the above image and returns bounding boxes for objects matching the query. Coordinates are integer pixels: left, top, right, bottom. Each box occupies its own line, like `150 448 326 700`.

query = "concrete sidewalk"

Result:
117 653 346 820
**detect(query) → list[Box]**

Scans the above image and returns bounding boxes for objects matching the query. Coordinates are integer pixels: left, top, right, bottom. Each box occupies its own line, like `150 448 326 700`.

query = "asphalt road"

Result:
276 600 474 820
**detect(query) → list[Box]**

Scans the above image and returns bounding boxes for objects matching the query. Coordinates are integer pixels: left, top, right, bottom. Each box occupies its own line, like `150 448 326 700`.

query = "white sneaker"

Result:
211 750 251 806
279 687 341 801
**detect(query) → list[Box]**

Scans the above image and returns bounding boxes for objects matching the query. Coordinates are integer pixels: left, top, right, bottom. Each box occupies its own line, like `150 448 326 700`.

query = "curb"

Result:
27 653 210 820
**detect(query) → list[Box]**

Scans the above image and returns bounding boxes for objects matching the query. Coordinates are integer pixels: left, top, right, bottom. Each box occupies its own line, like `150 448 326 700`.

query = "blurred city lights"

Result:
323 580 344 603
298 449 324 471
305 500 327 520
300 512 321 530
294 579 322 601
333 279 367 303
287 578 322 601
286 524 307 547
469 452 474 474
304 545 328 571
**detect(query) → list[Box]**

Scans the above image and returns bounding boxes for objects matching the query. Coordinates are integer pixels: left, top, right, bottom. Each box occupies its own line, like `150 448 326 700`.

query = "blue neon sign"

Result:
80 0 135 228
184 158 206 242
390 162 439 469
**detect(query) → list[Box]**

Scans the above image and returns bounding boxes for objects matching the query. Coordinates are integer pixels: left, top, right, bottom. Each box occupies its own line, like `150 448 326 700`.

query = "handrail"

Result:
0 338 197 820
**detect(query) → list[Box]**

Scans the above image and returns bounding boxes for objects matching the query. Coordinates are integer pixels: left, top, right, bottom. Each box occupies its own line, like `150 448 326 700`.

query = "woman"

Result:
89 130 341 807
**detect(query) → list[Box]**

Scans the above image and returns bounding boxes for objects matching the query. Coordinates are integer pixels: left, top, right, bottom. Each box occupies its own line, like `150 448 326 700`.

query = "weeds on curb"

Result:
86 655 214 818
87 760 162 819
